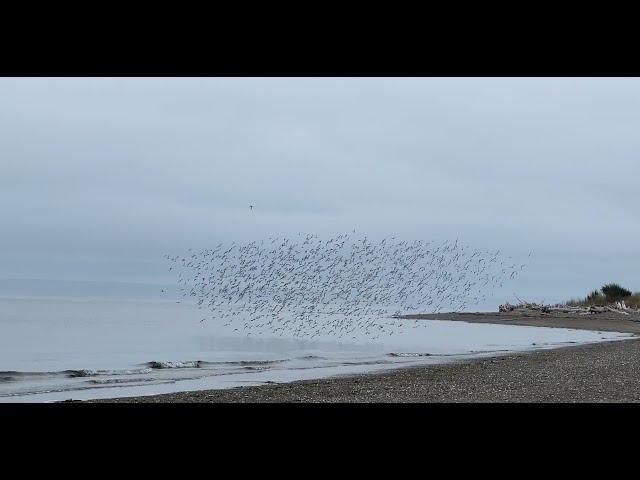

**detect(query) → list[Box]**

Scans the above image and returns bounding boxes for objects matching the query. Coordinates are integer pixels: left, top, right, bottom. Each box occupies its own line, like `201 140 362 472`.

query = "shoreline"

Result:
402 310 640 334
86 338 640 403
84 312 640 403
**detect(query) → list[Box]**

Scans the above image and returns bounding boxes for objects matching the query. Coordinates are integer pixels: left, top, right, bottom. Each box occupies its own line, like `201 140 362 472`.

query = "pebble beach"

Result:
87 312 640 403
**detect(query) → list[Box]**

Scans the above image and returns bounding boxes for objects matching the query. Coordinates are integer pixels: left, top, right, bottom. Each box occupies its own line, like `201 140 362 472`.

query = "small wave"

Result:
145 359 287 369
387 351 513 358
1 367 156 382
0 370 63 379
387 352 433 357
0 370 76 382
234 359 287 366
143 359 288 370
0 371 31 383
147 361 204 369
66 368 153 377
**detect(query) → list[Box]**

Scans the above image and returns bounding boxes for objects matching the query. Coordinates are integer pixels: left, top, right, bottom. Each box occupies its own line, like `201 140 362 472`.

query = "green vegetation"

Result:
601 283 632 301
566 283 639 309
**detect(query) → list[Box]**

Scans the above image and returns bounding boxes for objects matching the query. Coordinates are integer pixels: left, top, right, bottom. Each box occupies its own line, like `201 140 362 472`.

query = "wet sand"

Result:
86 312 640 403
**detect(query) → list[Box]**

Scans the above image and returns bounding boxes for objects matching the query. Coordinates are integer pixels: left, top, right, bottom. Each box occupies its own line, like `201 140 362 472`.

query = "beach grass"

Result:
564 283 640 309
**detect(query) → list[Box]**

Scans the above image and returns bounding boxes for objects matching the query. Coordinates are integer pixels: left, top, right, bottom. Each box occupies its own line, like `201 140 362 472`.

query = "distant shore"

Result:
402 310 640 334
85 311 640 403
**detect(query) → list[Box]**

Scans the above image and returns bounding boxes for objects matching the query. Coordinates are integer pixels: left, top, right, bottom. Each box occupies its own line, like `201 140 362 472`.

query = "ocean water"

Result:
0 296 632 402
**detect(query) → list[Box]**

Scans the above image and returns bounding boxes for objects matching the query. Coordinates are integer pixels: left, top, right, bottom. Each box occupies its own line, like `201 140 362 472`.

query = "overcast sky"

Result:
1 78 638 304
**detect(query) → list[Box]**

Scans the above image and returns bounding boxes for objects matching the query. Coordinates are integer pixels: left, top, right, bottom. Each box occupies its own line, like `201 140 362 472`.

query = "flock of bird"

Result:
164 232 527 339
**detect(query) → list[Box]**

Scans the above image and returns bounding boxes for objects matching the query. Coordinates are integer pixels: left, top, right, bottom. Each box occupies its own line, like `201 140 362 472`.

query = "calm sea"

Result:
0 296 631 402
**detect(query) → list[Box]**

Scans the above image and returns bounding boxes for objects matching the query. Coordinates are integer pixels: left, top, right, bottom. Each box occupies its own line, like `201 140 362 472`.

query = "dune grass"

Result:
565 283 640 309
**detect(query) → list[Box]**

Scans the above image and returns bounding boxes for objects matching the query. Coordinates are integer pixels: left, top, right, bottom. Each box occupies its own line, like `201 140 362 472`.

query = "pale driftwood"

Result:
606 306 630 316
498 301 637 317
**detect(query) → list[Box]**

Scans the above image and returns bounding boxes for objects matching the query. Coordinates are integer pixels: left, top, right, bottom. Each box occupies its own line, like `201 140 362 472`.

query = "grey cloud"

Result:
1 78 638 303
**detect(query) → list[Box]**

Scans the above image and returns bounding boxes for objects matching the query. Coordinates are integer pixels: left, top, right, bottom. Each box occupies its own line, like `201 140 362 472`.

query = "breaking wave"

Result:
0 371 59 383
1 358 292 384
146 361 204 369
146 359 287 369
0 369 153 382
67 368 153 377
387 352 433 357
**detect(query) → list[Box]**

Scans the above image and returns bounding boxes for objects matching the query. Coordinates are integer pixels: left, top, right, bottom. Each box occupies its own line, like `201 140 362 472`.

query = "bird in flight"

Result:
249 205 254 211
163 232 528 339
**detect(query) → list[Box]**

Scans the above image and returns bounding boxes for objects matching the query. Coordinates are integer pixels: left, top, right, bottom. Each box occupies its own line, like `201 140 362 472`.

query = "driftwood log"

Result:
499 301 636 317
